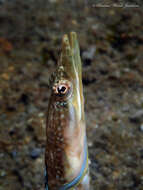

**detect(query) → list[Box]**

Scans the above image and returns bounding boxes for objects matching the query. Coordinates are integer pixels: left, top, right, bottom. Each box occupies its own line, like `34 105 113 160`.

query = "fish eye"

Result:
53 80 72 99
57 84 67 95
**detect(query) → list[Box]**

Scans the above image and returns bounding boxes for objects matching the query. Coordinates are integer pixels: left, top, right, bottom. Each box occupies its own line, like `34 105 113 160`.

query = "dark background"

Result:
0 0 143 189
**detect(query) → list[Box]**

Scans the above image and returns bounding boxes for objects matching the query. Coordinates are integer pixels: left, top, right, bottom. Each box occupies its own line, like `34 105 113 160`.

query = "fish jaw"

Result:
59 32 85 122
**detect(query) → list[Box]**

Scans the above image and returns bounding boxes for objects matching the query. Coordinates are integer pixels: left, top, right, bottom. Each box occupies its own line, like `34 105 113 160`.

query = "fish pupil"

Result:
58 85 67 94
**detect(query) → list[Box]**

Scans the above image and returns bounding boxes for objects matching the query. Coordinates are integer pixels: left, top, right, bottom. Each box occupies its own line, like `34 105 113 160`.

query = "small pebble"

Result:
11 150 17 158
129 110 143 123
38 112 44 117
88 141 93 147
95 124 99 129
140 123 143 132
0 170 6 177
122 105 129 112
0 153 4 158
30 148 41 159
82 46 96 60
82 46 96 66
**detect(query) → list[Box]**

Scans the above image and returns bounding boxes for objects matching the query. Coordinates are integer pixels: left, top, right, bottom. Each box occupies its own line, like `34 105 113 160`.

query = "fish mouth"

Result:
59 32 82 82
59 32 84 121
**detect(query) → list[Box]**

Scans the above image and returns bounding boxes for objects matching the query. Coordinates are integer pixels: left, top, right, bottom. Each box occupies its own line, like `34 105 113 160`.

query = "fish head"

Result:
50 32 84 122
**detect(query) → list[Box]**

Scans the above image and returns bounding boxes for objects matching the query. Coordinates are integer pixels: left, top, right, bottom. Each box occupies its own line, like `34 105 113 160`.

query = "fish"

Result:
45 32 90 190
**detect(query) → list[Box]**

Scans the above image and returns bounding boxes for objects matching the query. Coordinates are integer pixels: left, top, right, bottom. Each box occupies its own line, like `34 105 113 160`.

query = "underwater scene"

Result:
0 0 143 189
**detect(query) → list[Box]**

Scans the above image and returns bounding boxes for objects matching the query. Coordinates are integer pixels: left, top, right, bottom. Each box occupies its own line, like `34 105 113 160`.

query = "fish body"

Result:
45 32 89 190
